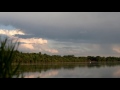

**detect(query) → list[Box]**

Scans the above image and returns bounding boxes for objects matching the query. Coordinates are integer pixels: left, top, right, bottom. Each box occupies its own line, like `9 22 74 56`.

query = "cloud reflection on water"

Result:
22 70 58 78
17 64 120 78
113 67 120 78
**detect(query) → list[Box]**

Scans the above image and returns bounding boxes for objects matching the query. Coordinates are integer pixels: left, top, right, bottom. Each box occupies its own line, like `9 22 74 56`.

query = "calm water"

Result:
13 62 120 78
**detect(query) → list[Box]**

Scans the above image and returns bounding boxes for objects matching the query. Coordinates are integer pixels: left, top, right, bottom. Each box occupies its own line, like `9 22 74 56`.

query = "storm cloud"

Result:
0 12 120 56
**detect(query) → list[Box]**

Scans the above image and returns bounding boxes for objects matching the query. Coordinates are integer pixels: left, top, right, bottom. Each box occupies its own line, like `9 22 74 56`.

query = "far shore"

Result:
12 61 120 65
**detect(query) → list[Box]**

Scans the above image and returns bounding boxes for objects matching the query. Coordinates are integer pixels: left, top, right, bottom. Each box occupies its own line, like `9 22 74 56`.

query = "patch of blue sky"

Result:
0 24 16 30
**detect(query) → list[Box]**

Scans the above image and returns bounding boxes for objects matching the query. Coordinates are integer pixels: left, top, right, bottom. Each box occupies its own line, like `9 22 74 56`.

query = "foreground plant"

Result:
0 37 20 78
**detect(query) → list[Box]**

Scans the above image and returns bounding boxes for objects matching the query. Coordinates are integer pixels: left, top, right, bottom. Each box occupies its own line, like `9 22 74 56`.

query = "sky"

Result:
0 12 120 57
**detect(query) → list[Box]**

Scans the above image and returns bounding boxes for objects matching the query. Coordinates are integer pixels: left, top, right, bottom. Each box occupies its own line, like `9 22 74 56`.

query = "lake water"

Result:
14 62 120 78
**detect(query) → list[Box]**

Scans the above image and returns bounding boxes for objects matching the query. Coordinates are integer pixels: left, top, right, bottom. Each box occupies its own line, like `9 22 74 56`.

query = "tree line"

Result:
13 50 120 64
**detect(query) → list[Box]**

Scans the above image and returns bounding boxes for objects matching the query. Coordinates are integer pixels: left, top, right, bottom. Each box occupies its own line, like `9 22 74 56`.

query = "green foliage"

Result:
13 51 120 63
0 37 20 78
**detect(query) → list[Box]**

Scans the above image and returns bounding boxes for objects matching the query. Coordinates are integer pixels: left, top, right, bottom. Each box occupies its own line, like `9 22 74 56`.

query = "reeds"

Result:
0 36 20 78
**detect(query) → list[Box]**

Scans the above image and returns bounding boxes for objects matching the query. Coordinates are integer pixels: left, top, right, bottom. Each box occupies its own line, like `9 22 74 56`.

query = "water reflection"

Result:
21 70 58 78
15 62 120 78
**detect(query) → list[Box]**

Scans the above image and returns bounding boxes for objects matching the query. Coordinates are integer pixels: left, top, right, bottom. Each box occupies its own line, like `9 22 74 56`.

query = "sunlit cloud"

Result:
19 44 34 50
18 38 59 53
0 29 25 36
0 28 59 54
19 38 47 44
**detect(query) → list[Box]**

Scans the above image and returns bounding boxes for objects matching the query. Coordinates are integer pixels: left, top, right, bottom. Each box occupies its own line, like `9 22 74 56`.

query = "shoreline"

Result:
12 61 120 65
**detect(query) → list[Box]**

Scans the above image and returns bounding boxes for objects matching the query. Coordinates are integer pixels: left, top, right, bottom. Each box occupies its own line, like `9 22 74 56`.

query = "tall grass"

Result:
0 36 20 78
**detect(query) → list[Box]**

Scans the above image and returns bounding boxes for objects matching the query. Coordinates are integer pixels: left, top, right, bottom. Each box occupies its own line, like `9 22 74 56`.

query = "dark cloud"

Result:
0 13 119 43
0 12 120 56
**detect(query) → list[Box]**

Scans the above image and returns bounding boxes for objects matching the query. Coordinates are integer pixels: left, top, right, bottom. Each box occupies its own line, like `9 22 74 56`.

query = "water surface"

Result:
14 62 120 78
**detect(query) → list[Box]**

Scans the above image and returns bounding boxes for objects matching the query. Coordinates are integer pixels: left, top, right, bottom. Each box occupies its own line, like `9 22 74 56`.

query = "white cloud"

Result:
18 38 59 54
19 44 34 50
19 38 47 44
0 29 25 36
0 29 59 54
18 38 58 54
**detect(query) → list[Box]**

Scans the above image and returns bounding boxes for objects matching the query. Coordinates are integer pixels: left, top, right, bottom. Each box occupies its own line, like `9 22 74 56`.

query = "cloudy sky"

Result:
0 12 120 56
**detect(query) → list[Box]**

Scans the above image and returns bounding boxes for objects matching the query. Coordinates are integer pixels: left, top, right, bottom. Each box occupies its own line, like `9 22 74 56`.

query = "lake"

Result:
13 62 120 78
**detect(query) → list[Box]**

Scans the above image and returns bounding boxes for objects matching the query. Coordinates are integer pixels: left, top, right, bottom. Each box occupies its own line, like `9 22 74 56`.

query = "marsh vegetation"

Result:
0 37 20 78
